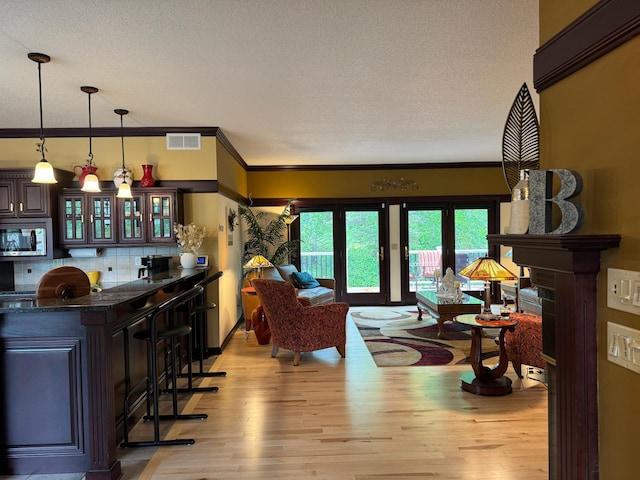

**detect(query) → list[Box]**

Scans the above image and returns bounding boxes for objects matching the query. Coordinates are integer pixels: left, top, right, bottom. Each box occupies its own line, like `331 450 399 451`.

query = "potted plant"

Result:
238 200 299 267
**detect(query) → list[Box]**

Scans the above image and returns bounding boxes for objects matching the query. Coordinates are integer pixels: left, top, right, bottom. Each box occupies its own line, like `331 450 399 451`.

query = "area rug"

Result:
350 306 500 367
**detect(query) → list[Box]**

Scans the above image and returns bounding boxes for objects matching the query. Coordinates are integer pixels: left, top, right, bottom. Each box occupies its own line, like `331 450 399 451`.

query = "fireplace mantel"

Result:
488 233 621 480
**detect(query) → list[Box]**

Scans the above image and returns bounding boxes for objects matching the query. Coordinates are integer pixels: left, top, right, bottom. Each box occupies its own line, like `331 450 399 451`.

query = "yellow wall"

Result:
0 136 217 180
247 166 509 199
540 3 640 478
539 0 598 43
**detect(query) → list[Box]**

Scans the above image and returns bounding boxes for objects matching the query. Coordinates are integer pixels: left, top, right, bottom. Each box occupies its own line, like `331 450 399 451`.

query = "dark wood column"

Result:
488 234 621 480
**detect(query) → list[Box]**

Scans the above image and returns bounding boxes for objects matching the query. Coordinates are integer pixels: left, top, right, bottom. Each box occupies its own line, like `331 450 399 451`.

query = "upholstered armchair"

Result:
251 278 349 366
504 312 546 378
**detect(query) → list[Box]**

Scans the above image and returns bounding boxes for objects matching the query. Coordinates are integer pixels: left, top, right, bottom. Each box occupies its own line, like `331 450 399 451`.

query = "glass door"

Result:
342 206 387 305
401 202 495 303
298 204 388 305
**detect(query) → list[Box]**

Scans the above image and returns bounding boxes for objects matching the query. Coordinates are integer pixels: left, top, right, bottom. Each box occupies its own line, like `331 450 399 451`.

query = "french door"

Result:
298 204 388 305
400 203 493 303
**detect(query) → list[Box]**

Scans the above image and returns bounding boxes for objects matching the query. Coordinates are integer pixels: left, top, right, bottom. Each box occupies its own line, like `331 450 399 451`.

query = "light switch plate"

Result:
608 321 640 374
607 268 640 316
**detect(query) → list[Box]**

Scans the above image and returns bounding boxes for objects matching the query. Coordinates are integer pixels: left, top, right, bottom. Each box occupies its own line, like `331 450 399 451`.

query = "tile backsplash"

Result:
12 246 181 288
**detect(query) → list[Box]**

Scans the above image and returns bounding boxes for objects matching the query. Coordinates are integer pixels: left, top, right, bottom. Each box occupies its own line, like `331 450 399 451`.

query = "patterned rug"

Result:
350 307 500 367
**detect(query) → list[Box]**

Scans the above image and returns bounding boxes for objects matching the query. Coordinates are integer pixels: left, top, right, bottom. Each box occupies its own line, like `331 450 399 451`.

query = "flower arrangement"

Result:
174 222 206 253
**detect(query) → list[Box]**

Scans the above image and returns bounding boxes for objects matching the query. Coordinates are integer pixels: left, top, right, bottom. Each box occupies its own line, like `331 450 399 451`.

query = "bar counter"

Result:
0 267 209 479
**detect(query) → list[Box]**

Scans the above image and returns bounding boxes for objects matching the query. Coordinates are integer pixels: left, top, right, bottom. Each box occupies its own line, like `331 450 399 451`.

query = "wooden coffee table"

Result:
415 290 483 339
456 314 517 396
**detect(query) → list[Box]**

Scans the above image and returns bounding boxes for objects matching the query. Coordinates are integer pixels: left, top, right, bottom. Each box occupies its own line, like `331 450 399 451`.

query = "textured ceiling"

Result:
0 0 539 167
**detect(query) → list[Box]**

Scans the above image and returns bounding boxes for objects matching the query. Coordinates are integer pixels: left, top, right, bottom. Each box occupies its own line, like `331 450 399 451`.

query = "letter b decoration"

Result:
529 169 584 234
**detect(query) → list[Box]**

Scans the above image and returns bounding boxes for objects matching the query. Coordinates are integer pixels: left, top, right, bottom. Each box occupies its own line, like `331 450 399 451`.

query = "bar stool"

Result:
121 285 206 448
175 271 226 393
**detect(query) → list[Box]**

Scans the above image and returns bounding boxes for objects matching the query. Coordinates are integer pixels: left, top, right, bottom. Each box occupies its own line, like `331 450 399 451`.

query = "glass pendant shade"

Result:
114 108 132 198
29 52 57 184
81 86 100 193
33 159 57 183
82 174 101 193
116 182 132 198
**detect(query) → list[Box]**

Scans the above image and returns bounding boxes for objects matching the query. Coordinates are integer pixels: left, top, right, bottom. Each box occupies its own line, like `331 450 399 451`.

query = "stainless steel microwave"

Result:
0 222 48 257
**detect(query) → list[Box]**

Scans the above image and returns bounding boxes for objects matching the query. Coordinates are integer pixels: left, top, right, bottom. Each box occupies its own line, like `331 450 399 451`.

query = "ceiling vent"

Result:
166 133 201 150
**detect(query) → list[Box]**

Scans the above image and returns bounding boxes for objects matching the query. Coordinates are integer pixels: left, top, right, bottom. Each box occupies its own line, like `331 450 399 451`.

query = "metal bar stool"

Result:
175 271 226 393
121 285 207 448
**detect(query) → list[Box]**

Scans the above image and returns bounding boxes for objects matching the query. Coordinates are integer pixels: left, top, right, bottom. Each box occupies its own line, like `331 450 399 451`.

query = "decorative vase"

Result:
251 305 271 345
140 164 156 187
113 167 133 188
507 169 530 234
180 252 197 269
73 165 98 188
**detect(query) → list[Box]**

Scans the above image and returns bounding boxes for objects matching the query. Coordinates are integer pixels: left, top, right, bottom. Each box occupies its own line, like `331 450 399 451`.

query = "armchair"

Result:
251 279 349 366
504 312 546 378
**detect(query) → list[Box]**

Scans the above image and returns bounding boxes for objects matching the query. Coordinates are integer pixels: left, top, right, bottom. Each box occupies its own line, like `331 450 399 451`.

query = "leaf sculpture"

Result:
502 83 540 191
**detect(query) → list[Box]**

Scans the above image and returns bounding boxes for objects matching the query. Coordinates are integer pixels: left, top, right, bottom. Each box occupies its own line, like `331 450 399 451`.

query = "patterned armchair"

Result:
504 312 547 378
251 278 350 366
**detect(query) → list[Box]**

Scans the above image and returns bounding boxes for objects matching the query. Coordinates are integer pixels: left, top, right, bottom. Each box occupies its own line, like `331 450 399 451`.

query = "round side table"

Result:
456 313 517 396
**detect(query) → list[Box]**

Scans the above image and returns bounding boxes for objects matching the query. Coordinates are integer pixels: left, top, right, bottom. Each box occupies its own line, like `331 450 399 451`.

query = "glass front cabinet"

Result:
117 189 182 245
60 187 182 247
60 192 116 246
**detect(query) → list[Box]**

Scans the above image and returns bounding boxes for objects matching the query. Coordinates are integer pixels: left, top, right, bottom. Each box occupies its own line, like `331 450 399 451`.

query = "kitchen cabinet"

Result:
59 190 117 246
0 169 72 218
117 188 183 245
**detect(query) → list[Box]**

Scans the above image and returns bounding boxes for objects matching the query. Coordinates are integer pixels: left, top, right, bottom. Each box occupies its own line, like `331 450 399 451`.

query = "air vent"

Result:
166 133 201 150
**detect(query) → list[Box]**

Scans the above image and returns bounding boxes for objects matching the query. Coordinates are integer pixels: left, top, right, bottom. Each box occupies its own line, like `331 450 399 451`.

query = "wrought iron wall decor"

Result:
371 177 419 191
502 82 540 191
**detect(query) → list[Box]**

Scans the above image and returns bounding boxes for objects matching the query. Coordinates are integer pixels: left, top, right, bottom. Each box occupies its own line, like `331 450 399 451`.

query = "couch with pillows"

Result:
246 264 336 306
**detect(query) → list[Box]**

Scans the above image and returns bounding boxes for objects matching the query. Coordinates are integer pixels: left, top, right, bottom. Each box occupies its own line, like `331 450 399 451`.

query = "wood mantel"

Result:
488 234 621 480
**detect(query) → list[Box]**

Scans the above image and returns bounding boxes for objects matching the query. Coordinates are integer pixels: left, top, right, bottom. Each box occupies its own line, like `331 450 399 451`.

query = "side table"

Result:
455 313 517 396
241 287 260 336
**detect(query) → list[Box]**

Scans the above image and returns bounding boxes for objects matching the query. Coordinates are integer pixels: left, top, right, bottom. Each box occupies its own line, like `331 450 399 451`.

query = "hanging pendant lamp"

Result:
29 53 57 184
115 109 132 198
81 86 100 192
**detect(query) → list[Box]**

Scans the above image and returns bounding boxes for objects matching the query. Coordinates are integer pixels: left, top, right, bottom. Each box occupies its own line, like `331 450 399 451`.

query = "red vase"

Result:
140 164 155 187
251 306 271 345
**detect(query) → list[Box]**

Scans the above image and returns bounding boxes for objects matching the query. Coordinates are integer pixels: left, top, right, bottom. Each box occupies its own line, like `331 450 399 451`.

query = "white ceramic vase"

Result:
180 252 197 269
113 167 133 188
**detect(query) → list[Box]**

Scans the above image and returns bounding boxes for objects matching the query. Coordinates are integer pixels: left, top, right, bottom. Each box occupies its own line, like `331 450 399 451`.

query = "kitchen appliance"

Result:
138 254 173 279
0 222 47 257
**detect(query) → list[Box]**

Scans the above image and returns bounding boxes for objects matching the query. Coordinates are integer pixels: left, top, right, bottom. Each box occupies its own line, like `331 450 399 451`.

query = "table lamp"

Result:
243 255 274 281
459 257 517 320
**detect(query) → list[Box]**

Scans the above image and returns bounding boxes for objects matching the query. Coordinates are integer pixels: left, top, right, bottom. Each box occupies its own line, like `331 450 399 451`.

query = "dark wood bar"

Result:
0 267 209 479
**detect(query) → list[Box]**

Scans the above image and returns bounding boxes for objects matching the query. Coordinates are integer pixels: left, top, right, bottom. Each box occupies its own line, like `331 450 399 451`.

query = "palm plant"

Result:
238 200 300 266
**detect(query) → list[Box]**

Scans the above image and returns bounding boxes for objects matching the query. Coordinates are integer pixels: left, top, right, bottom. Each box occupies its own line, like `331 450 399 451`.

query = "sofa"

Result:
245 264 336 306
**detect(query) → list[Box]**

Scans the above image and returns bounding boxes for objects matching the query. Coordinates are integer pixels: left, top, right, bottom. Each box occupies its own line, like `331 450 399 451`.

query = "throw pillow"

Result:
291 271 320 289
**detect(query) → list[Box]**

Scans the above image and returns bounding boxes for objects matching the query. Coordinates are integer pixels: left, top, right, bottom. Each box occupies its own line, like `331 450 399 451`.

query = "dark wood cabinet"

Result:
0 169 73 218
116 188 183 245
59 190 117 246
60 187 182 247
488 234 621 480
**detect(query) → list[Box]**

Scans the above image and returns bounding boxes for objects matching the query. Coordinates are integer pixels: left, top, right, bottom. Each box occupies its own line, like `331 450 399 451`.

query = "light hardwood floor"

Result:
124 308 548 480
0 309 548 480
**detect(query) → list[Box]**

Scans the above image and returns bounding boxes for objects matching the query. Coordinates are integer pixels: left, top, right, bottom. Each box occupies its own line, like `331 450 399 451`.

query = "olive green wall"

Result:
247 166 509 199
540 2 640 479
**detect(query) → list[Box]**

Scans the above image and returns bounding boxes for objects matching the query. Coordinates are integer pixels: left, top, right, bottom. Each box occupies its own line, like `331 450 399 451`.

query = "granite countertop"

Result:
0 267 209 313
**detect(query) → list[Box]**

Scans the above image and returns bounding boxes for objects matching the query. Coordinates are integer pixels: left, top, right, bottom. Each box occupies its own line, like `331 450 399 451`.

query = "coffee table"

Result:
415 290 483 339
456 314 517 396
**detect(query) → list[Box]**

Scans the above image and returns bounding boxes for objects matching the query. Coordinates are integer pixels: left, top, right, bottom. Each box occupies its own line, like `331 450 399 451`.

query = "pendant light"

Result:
29 53 57 184
80 86 100 192
115 108 132 198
